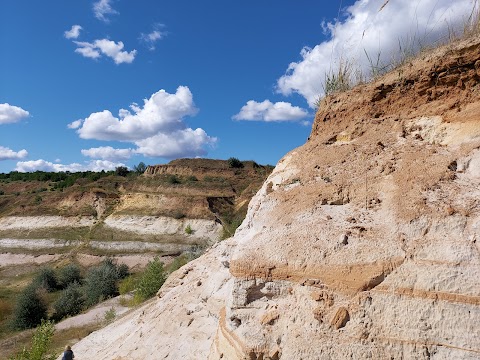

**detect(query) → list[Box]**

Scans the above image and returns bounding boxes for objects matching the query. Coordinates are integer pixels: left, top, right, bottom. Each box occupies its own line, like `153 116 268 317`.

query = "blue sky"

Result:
0 0 475 172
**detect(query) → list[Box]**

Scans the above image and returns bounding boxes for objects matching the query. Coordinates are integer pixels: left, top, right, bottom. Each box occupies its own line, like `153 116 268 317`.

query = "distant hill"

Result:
0 158 273 254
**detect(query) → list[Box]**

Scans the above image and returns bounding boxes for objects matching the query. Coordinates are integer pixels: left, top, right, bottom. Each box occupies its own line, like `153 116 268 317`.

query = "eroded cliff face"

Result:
67 38 480 359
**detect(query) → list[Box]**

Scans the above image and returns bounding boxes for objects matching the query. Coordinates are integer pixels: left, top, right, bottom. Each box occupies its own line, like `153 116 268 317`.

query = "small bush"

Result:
134 257 166 302
11 285 48 330
9 320 56 360
186 175 198 182
57 264 82 289
117 263 130 280
118 276 136 295
104 307 116 324
0 189 4 195
228 157 244 168
52 282 85 321
33 267 57 292
166 174 181 184
184 224 193 235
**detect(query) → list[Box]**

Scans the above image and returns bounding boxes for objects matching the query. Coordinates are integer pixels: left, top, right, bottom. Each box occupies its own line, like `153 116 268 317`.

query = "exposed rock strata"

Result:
65 38 480 359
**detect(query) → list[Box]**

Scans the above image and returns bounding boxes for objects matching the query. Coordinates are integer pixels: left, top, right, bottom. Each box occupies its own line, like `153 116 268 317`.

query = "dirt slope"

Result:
62 37 480 359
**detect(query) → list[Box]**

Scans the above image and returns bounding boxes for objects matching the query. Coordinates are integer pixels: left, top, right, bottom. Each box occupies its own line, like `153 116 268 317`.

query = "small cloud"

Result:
140 25 167 51
0 146 28 161
74 39 136 64
81 146 134 161
15 159 125 172
0 103 29 124
74 41 102 59
64 25 82 39
233 100 309 122
67 119 83 129
93 0 118 23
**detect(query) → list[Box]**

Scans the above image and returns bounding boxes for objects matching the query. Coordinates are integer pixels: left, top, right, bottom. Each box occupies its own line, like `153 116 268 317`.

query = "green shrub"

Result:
52 282 84 321
117 264 130 280
0 189 4 195
134 257 166 302
186 175 198 182
83 259 127 306
184 224 193 235
33 267 57 292
104 307 116 324
11 285 48 330
228 157 244 168
118 275 136 295
166 174 181 184
115 166 129 177
9 320 56 360
57 264 82 289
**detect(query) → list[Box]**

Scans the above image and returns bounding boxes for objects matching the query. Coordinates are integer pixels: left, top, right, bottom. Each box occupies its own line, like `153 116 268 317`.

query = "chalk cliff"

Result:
69 37 480 359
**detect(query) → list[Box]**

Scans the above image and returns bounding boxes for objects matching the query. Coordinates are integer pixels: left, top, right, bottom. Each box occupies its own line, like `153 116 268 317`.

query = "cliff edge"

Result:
68 37 480 359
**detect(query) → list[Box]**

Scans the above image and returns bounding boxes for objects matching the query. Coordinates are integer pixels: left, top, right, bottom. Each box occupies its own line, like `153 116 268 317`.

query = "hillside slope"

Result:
0 159 272 254
64 37 480 359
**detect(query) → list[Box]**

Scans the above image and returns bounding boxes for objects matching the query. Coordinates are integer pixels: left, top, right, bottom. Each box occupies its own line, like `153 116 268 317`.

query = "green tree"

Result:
227 157 244 168
11 285 48 330
133 162 147 174
9 320 56 360
52 282 85 321
115 166 129 177
83 258 128 306
134 257 166 301
57 264 82 289
33 267 57 292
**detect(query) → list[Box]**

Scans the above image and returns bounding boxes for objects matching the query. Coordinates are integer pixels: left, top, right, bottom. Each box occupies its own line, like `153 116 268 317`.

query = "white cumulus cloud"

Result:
64 25 82 39
277 0 476 107
0 103 29 124
93 0 118 23
74 39 137 64
15 159 125 173
135 128 214 158
0 146 28 161
81 146 134 161
73 86 217 159
233 100 309 122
